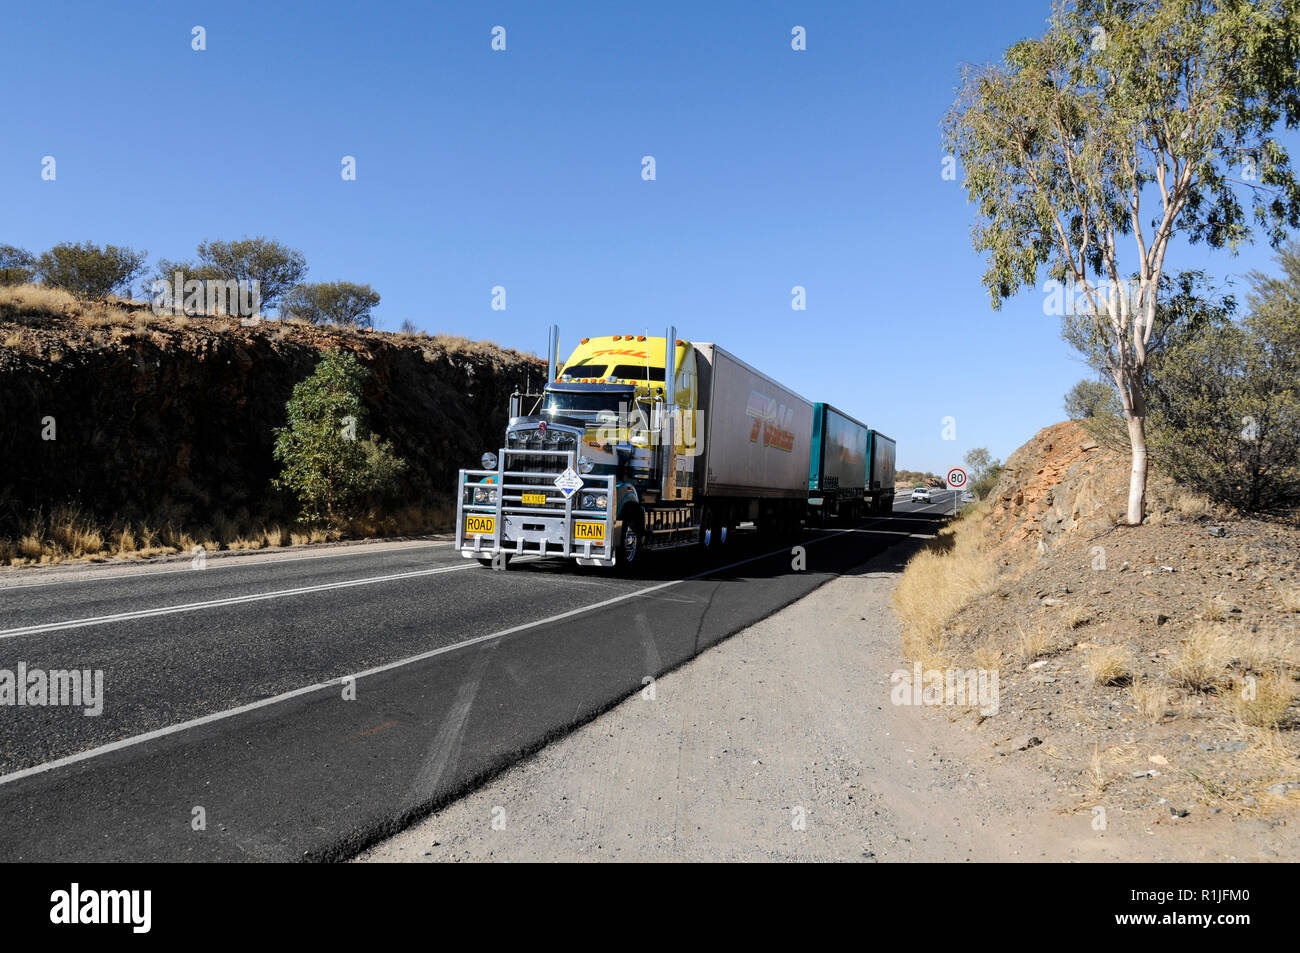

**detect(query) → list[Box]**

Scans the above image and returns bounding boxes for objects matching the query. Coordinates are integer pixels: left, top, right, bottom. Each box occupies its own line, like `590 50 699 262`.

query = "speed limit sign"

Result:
947 467 968 489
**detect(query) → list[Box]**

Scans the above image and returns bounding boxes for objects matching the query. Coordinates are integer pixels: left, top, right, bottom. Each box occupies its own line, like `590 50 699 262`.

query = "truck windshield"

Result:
543 391 631 419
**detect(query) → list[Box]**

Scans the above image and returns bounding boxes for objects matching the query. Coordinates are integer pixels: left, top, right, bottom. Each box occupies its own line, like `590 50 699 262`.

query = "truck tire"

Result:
698 506 718 555
718 512 733 548
614 509 644 573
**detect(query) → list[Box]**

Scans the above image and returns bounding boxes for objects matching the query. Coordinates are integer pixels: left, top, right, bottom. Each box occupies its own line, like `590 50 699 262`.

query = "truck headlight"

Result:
577 455 594 474
481 452 498 469
473 486 497 505
581 492 608 510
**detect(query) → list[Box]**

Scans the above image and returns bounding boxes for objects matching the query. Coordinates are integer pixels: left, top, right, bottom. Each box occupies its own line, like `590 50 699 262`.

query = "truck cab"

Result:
456 332 698 569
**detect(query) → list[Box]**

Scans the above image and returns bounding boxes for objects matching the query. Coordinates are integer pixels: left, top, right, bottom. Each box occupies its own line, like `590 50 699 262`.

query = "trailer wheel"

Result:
698 506 717 554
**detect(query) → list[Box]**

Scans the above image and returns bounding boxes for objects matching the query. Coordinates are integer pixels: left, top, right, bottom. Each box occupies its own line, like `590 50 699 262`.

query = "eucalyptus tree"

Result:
944 0 1300 522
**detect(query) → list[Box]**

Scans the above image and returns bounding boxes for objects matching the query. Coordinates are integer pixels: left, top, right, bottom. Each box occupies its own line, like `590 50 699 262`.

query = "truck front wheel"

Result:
614 510 643 571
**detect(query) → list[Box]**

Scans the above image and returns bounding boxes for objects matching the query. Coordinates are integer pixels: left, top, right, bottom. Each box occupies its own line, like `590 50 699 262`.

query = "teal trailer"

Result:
807 403 870 522
865 430 897 514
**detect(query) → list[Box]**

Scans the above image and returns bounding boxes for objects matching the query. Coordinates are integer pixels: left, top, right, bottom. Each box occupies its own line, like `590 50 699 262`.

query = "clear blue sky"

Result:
2 1 1294 473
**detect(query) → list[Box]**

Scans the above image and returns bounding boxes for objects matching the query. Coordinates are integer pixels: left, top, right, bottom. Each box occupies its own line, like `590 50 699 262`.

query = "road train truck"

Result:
806 403 870 523
455 326 814 569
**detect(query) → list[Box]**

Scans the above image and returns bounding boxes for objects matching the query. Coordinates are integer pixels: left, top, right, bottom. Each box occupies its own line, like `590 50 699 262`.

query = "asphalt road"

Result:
0 491 958 861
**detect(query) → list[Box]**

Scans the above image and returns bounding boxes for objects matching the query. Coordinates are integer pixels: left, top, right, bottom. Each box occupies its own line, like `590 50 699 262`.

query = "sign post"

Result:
946 467 968 516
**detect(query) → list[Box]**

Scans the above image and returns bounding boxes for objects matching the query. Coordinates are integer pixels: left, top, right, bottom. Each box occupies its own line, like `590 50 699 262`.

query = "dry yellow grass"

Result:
1173 490 1216 519
19 535 44 559
973 642 1003 673
1060 604 1092 630
1170 623 1233 692
1222 672 1298 728
1084 743 1120 796
1017 621 1057 663
3 331 23 348
1086 644 1133 686
893 508 996 664
0 283 80 319
1282 586 1300 614
1229 629 1296 676
1129 677 1170 724
1201 594 1232 622
4 497 456 566
113 525 138 554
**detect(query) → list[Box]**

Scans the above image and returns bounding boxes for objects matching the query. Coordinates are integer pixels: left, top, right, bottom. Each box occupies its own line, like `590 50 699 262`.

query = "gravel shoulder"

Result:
358 537 1299 862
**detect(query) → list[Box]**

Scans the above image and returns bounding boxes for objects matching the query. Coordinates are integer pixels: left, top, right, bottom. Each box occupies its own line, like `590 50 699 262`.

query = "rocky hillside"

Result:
0 294 543 540
978 421 1128 562
897 419 1300 836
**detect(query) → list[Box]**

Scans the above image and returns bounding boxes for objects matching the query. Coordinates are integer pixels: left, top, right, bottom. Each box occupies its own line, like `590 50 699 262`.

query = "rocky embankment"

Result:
0 300 543 540
905 420 1300 840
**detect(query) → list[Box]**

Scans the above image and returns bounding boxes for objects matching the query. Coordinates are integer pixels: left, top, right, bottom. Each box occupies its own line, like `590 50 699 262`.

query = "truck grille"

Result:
506 429 578 474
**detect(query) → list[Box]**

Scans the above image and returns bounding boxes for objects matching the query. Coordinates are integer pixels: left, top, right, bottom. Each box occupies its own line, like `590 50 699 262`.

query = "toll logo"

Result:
745 389 796 452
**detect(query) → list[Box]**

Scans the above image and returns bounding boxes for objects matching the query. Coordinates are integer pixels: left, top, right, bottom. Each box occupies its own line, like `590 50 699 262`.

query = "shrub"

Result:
272 350 406 522
1064 378 1121 421
0 244 36 285
282 281 381 328
1146 246 1300 512
36 241 147 299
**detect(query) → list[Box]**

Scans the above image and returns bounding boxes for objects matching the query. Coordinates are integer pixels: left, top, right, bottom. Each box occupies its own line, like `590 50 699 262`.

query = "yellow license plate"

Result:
573 521 606 543
521 492 547 505
464 515 496 536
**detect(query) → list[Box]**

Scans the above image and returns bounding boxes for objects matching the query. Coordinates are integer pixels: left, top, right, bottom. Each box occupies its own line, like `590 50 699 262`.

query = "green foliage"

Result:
154 237 307 315
946 0 1300 310
1064 378 1122 420
282 281 382 328
970 463 1004 501
0 244 36 285
896 470 940 486
272 350 406 523
944 0 1300 521
36 241 147 299
963 447 992 480
963 447 1003 498
1147 246 1300 512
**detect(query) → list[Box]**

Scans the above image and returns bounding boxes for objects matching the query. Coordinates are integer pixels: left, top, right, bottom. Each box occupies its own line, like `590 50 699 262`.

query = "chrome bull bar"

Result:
455 448 618 564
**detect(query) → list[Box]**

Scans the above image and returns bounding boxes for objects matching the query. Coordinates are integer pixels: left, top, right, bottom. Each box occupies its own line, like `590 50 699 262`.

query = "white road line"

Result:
0 540 455 591
0 518 888 787
0 562 478 639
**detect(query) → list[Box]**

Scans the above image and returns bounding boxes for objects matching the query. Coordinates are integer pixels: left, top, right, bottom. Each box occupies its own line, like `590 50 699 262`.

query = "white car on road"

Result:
910 486 933 503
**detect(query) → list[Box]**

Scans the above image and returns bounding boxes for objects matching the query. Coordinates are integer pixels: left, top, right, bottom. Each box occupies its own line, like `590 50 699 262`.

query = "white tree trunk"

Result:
1125 410 1148 525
